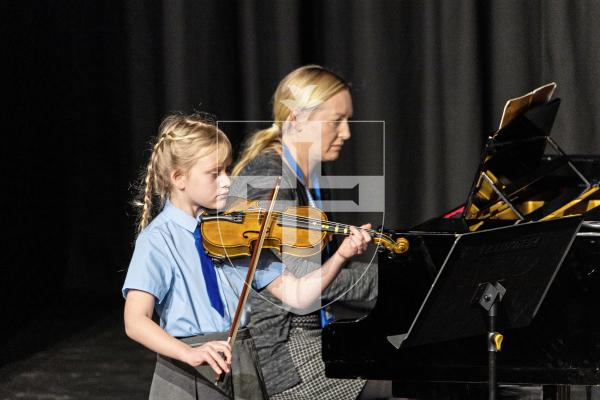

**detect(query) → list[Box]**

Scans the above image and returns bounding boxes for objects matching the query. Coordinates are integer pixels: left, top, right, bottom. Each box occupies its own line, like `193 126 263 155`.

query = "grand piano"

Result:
322 90 600 399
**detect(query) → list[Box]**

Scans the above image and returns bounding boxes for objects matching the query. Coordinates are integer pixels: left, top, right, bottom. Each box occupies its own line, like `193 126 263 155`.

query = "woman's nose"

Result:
339 121 351 140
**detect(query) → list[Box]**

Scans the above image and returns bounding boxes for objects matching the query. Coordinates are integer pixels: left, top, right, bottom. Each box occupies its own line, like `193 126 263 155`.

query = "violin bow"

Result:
215 176 282 384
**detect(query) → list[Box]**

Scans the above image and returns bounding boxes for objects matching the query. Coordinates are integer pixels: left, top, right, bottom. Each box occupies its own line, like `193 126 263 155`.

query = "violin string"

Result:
267 215 381 236
220 207 390 238
227 211 388 238
240 213 365 232
213 213 395 250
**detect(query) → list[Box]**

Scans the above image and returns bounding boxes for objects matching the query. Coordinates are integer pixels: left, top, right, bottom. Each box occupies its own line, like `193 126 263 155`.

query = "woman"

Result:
231 65 390 400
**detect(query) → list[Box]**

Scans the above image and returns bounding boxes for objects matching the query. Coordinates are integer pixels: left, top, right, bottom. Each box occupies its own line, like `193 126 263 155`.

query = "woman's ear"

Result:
286 110 302 132
170 169 186 190
288 110 298 122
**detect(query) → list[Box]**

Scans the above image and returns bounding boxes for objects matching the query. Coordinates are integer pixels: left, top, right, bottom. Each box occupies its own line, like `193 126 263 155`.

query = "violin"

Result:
201 198 409 260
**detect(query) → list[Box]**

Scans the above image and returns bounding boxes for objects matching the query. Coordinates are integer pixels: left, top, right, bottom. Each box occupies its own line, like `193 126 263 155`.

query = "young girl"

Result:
123 112 371 400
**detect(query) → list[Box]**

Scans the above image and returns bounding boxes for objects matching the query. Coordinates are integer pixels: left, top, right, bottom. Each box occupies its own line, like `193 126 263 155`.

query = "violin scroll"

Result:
372 233 409 255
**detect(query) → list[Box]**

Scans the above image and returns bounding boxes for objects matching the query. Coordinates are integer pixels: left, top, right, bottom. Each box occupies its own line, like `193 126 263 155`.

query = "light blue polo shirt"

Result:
122 201 282 337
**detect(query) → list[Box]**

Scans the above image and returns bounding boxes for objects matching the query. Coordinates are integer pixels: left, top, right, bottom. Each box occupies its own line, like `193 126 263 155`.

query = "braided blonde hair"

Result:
134 112 231 233
232 65 349 176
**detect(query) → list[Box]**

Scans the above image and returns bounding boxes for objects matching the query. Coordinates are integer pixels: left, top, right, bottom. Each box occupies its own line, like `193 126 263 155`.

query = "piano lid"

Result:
462 85 599 231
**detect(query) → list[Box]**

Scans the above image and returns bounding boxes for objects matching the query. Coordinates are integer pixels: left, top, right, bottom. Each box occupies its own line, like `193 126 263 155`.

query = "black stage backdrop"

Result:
3 1 600 365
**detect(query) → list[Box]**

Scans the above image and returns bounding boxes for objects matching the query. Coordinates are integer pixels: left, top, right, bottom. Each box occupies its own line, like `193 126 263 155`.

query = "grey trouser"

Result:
149 329 267 400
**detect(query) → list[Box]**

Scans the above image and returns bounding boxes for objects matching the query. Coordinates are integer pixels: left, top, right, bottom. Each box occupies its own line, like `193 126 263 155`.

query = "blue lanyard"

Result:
281 143 331 256
282 144 322 207
282 144 334 327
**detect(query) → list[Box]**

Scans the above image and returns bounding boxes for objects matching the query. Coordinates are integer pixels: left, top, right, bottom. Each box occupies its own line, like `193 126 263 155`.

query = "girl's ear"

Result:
170 169 186 190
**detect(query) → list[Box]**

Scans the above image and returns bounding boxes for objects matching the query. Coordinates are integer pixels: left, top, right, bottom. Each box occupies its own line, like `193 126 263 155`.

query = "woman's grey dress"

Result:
231 152 378 399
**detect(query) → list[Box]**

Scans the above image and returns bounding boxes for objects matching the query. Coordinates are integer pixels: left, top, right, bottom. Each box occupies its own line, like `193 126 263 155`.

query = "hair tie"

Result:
271 123 281 131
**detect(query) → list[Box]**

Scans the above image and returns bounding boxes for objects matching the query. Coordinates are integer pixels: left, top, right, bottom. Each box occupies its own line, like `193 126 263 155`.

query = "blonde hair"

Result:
134 112 232 233
232 65 349 176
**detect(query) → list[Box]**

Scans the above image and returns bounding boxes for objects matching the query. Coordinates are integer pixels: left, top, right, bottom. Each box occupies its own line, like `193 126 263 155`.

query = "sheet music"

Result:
498 82 557 130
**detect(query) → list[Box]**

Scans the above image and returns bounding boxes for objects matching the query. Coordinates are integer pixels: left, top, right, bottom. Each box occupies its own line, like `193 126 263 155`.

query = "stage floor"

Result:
0 309 155 399
0 307 597 400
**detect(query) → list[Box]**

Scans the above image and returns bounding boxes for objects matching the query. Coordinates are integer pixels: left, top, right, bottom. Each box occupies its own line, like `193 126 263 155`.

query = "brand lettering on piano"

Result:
480 235 541 255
